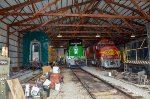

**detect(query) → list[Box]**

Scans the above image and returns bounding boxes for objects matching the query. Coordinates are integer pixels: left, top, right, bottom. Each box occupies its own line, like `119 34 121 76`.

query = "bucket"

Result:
55 83 60 91
25 84 30 96
108 72 112 76
53 66 60 73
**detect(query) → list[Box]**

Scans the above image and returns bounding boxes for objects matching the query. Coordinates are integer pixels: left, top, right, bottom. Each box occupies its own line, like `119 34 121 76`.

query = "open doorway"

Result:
30 40 41 69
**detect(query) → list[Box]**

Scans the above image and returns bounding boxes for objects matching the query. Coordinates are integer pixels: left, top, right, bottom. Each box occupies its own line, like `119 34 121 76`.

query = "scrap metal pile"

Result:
110 70 149 85
7 64 63 99
23 65 63 98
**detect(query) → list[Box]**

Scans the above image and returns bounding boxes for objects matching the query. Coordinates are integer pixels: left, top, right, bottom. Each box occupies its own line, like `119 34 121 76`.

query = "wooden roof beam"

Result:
45 16 70 34
9 0 60 28
74 0 81 12
21 20 67 33
30 16 58 32
58 31 142 34
105 1 135 31
19 26 38 33
12 24 144 29
70 0 98 36
109 1 143 16
34 13 146 19
8 13 145 19
37 1 97 34
33 0 60 16
10 0 94 26
7 13 146 19
31 8 69 32
95 8 144 31
0 0 41 14
131 0 150 20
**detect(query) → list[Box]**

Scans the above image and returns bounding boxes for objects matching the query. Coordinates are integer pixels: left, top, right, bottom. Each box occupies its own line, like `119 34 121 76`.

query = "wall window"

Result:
137 48 149 60
127 50 136 60
126 39 148 61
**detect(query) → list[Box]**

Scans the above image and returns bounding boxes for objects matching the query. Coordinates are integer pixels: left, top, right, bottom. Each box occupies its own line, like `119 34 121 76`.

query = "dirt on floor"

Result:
47 68 92 99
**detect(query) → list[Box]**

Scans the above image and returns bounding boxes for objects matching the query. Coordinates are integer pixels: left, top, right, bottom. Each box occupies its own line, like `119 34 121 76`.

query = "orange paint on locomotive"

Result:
100 46 120 58
86 39 120 59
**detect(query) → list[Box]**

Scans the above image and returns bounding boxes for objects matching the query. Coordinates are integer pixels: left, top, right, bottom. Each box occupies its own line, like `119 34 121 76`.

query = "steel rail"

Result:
81 68 143 99
71 68 96 99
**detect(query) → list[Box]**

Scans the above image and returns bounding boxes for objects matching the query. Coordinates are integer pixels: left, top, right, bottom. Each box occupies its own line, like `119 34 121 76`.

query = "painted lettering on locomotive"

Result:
85 39 120 68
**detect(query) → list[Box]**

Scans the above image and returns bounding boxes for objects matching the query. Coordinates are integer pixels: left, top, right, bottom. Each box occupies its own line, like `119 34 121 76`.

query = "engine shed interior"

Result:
0 0 150 99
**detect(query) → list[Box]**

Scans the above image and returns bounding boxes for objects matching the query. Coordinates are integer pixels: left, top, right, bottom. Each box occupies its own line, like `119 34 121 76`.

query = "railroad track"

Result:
71 68 144 99
11 70 33 79
11 66 42 79
21 71 42 83
10 69 42 84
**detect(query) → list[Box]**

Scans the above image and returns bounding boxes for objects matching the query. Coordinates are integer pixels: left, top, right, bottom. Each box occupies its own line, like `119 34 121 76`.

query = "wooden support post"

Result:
146 23 150 75
17 32 21 69
7 25 10 57
123 44 127 72
146 23 150 59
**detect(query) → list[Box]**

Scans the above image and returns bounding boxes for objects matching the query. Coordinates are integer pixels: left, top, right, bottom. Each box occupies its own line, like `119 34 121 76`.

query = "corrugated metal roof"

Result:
0 0 149 47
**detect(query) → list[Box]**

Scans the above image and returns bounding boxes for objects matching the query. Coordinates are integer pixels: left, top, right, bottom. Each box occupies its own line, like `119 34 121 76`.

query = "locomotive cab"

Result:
96 40 121 68
100 42 120 68
86 39 121 68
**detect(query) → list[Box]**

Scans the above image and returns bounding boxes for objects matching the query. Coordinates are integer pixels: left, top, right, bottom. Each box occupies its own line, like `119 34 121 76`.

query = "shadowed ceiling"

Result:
0 0 149 47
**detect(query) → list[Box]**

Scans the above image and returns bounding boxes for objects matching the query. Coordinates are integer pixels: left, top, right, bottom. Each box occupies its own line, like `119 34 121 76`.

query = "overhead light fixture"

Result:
60 46 63 47
96 34 100 37
131 34 135 38
57 34 62 37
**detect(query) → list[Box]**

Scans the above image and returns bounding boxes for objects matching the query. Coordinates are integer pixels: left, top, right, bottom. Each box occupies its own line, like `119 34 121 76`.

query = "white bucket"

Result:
55 83 60 91
31 86 40 96
43 79 51 86
53 66 60 73
25 84 30 96
108 72 112 76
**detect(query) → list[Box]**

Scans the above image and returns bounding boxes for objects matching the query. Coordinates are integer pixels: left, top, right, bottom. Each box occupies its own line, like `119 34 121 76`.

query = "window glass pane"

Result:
127 50 136 60
131 50 136 60
126 39 148 61
127 51 131 60
126 43 131 50
137 49 143 60
143 48 148 60
132 42 137 49
137 48 148 60
137 41 142 48
143 40 148 47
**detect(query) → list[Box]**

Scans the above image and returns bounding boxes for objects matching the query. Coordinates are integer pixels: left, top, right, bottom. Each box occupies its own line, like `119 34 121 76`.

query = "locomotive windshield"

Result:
99 43 114 48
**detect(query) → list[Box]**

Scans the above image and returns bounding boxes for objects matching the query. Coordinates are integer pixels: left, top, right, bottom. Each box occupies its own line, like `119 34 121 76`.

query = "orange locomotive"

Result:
85 39 120 68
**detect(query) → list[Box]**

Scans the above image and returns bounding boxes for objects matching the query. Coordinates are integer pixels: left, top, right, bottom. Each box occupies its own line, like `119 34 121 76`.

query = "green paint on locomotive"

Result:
69 46 83 58
68 39 84 59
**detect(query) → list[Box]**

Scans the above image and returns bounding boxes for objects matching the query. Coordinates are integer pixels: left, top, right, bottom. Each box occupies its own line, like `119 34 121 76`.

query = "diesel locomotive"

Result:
85 39 120 68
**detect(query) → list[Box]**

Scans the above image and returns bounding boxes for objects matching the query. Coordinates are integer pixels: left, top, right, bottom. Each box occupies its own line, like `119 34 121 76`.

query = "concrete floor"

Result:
12 66 150 99
48 68 92 99
81 66 150 99
11 69 91 99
